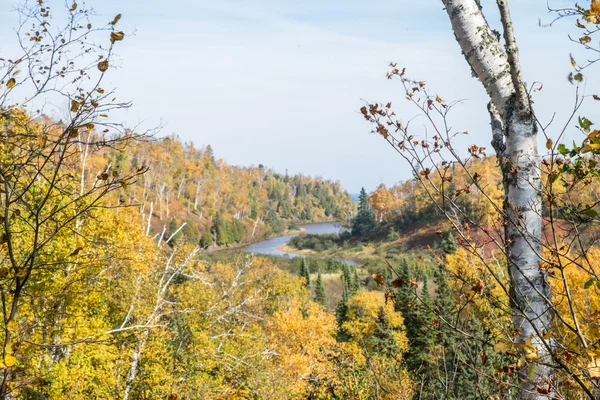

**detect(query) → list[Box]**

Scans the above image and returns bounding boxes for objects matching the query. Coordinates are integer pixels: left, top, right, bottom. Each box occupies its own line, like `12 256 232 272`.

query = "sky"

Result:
0 0 594 193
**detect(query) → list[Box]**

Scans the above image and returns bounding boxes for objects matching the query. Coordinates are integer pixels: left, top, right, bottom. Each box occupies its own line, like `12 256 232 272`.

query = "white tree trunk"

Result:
442 1 552 398
122 330 148 400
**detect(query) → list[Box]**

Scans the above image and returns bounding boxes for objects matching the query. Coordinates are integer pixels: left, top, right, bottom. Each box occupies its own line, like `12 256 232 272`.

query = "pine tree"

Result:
335 264 353 342
435 254 480 398
231 219 245 243
350 268 360 295
442 231 458 255
394 262 435 384
351 187 376 238
214 213 231 246
300 258 311 289
335 287 350 342
305 206 312 221
314 271 327 307
371 306 399 356
341 263 353 295
200 225 213 248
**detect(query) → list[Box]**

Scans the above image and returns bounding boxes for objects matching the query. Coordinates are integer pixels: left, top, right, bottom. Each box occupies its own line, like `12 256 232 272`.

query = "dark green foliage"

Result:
393 260 437 398
214 213 231 246
180 221 200 245
314 271 327 307
342 263 353 295
335 262 356 342
200 225 213 248
165 218 199 245
335 292 350 342
288 233 341 252
442 231 458 255
350 269 360 295
300 258 311 289
351 187 375 238
231 219 246 243
371 306 399 356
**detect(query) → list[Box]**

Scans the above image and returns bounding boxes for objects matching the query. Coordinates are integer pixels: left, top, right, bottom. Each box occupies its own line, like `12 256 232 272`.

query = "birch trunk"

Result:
442 1 552 398
122 330 148 400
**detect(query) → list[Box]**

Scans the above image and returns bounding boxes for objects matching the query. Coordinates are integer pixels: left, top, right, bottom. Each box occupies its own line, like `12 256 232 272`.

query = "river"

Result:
242 222 360 266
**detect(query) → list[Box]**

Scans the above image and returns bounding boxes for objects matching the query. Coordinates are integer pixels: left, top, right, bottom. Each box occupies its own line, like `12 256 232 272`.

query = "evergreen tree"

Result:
434 255 480 398
350 268 360 295
231 219 245 243
314 271 327 307
300 209 308 220
280 199 291 219
394 261 436 395
351 187 376 238
335 287 350 342
305 205 313 221
214 213 230 246
442 231 458 255
200 225 213 248
166 218 179 246
300 258 311 289
341 263 353 295
335 264 353 342
371 306 399 356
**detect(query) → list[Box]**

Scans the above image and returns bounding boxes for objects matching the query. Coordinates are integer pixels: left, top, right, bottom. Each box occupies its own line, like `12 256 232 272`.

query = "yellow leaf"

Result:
6 78 15 89
546 138 552 149
582 143 600 153
589 359 600 378
70 100 80 113
542 331 552 340
493 341 508 353
69 2 77 11
4 354 16 367
580 36 592 44
110 14 122 25
110 31 125 43
588 349 600 357
435 95 443 103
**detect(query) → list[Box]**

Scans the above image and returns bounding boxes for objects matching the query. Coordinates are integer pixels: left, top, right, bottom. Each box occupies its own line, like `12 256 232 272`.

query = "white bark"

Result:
441 0 513 117
122 331 148 400
443 1 552 398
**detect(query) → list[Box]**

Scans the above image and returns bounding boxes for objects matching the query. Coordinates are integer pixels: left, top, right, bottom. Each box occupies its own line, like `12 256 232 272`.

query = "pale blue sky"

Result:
0 0 592 193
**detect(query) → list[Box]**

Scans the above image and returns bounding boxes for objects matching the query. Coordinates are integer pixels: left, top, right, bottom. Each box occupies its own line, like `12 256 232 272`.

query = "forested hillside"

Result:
98 136 353 246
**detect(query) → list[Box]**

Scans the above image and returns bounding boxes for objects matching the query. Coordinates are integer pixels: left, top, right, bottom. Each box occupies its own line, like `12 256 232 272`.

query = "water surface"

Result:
243 222 359 266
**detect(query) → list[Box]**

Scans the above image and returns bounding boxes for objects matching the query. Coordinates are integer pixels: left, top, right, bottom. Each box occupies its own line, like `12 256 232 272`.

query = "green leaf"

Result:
558 143 569 156
579 116 593 133
582 208 598 218
584 277 597 289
